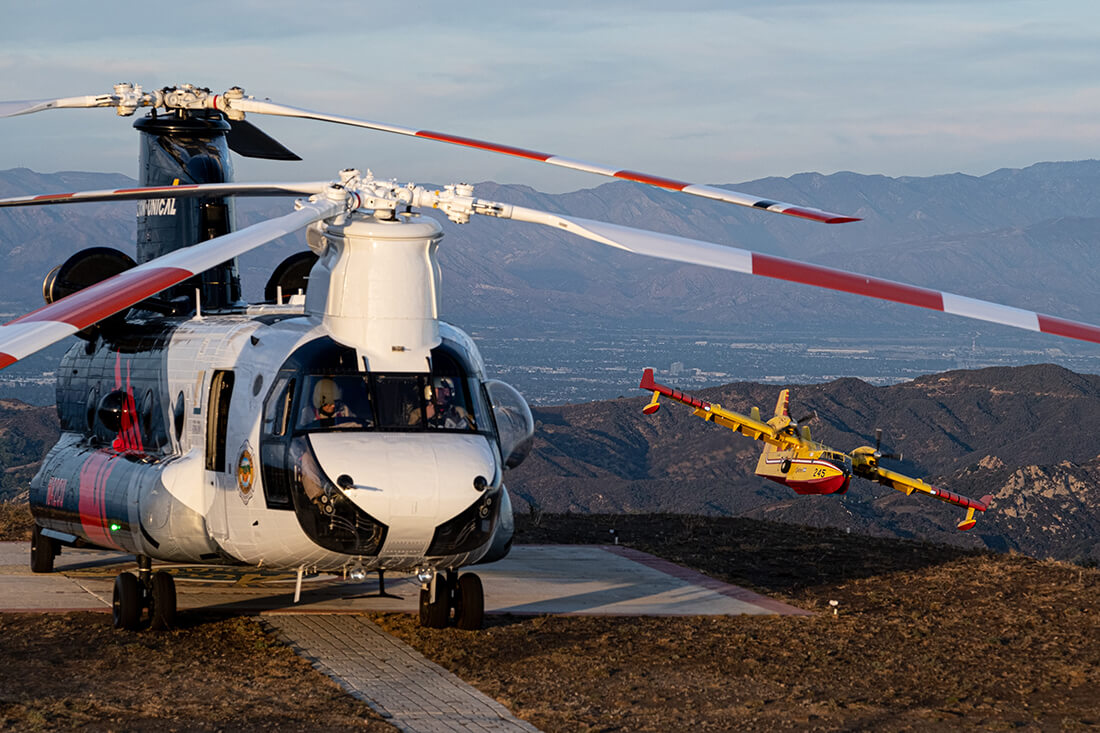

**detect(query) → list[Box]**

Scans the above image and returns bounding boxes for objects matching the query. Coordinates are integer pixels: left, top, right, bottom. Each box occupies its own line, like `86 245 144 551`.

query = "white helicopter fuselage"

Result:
31 212 531 575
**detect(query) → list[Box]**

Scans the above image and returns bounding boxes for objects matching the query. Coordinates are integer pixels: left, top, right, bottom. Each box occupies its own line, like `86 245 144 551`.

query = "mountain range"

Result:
0 364 1096 562
3 161 1100 339
507 363 1100 563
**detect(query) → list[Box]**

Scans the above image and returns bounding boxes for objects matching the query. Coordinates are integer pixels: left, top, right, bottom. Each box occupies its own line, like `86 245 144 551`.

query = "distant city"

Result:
2 324 1099 408
469 324 1100 406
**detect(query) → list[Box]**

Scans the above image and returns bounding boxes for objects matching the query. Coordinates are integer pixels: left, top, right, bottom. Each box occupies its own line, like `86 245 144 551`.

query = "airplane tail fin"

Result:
773 389 790 419
956 494 994 531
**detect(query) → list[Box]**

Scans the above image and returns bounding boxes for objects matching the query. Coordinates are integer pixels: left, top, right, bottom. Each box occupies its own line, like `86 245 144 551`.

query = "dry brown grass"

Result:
1 513 1098 731
0 501 32 542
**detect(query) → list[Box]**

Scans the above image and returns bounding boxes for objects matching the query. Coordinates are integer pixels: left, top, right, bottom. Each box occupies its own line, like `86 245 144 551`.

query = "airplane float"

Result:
0 83 1094 631
639 369 993 530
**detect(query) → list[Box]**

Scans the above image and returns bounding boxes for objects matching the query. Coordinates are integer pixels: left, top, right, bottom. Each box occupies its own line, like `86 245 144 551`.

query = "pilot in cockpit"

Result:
408 377 474 430
302 377 370 429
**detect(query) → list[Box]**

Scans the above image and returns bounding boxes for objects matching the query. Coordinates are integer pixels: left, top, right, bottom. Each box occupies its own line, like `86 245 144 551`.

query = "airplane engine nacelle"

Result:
485 380 534 469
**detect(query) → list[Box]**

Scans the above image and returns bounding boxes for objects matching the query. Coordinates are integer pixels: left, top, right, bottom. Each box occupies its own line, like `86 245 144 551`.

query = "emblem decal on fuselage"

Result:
237 443 255 504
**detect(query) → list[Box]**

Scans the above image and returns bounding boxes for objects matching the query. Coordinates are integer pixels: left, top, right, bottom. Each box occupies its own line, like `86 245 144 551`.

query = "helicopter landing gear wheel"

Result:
780 459 792 473
112 572 142 631
454 573 484 631
149 571 177 631
419 574 452 629
30 525 57 574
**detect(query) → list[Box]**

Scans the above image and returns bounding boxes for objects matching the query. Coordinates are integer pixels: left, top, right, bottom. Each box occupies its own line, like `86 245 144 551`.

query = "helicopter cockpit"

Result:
258 334 516 558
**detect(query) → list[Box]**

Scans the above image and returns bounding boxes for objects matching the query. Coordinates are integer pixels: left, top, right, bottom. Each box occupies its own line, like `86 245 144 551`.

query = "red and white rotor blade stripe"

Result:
505 206 1100 346
0 197 344 371
223 97 859 225
0 181 329 208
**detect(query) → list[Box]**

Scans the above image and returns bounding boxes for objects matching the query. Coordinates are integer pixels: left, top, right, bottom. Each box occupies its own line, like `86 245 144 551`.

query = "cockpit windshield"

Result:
296 375 374 430
292 372 488 435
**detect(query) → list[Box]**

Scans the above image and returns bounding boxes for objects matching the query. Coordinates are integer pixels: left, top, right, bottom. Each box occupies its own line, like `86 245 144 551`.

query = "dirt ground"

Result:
2 507 1099 731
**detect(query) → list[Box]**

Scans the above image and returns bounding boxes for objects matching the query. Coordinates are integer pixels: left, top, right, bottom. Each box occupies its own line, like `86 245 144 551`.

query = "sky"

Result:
1 0 1099 192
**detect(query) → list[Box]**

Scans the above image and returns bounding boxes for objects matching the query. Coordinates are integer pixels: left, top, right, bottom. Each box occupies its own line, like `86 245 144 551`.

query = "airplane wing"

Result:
851 456 993 530
638 368 803 450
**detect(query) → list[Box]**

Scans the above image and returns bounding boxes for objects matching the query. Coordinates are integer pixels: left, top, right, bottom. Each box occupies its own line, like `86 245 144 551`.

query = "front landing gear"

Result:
417 570 485 630
111 556 176 631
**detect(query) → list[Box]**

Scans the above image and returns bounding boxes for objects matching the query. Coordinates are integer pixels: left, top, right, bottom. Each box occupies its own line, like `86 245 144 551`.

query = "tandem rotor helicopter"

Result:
2 83 1100 632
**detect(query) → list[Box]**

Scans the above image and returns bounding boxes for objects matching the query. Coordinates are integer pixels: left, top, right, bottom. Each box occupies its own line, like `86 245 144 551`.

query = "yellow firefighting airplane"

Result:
639 369 992 530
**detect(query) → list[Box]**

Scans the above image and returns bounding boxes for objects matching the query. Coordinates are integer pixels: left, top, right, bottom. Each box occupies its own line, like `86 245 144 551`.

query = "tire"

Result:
112 572 142 631
418 577 451 629
454 573 484 631
149 571 177 631
30 525 56 574
780 459 792 474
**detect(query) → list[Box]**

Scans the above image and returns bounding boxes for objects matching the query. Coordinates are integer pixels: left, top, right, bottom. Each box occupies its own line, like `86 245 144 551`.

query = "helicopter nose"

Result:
307 433 498 557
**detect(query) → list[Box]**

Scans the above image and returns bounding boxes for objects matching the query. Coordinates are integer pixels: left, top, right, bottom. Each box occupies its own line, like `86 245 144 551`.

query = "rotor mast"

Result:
133 106 241 312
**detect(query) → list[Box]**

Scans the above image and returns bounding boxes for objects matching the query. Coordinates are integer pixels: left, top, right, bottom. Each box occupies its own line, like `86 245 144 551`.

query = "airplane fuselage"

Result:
755 444 852 495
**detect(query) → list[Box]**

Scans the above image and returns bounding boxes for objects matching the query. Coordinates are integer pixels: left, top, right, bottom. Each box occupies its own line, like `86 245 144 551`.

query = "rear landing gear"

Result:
30 525 59 573
417 570 485 630
111 556 177 631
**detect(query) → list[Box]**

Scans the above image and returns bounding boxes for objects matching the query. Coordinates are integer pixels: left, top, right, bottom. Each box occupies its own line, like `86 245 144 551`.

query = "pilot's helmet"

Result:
434 377 455 401
313 378 342 409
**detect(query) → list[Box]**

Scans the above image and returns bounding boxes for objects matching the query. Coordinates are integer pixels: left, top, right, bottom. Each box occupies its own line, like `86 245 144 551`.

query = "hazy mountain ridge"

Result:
0 364 1096 560
3 162 1100 334
507 363 1100 561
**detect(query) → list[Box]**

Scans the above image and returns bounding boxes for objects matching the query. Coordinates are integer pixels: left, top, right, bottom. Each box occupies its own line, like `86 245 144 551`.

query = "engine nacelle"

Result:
43 247 137 340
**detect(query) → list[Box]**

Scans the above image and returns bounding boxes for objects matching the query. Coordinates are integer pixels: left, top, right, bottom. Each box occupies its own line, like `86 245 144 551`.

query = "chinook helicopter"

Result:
2 84 1100 632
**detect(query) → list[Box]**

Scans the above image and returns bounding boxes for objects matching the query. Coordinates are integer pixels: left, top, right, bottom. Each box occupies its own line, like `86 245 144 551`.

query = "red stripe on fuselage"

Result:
0 353 14 370
415 130 552 162
752 254 946 312
78 452 121 550
784 472 851 495
11 266 191 329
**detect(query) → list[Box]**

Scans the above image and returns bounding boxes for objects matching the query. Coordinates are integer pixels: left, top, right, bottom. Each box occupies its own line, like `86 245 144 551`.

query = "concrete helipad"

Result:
0 542 810 616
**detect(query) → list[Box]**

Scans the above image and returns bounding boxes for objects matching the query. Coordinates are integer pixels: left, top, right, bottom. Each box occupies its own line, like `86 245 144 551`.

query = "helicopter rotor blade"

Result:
0 95 119 118
0 193 347 371
224 97 860 225
499 204 1100 347
0 181 330 208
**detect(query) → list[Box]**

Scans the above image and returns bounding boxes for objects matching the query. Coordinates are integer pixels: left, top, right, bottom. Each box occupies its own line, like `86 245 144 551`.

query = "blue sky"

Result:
1 0 1099 192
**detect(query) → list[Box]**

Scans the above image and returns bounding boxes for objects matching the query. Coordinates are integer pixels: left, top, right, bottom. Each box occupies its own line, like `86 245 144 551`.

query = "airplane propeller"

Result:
873 428 902 462
2 171 1100 375
0 84 858 223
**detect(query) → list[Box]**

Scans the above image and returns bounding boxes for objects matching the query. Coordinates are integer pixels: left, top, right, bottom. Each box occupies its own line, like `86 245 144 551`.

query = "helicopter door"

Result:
204 370 235 541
